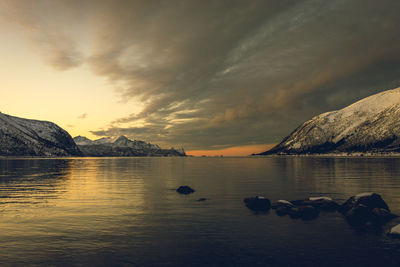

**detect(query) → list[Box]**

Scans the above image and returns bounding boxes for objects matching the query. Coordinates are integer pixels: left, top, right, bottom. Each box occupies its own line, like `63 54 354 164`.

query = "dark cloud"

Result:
4 0 400 149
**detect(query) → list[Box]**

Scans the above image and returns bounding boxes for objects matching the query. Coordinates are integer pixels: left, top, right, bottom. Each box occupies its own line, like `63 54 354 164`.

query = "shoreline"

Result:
253 152 400 158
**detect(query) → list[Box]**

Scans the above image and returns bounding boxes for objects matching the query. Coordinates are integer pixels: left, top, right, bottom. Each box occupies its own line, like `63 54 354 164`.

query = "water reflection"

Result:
273 157 400 211
0 159 72 205
0 157 398 266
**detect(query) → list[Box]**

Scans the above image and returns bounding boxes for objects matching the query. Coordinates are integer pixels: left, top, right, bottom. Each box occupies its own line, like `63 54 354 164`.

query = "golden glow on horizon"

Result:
186 144 275 157
0 27 143 140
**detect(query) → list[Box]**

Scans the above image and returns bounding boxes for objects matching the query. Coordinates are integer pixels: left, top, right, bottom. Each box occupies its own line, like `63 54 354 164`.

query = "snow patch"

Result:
354 192 374 200
309 196 332 201
278 200 294 206
389 224 400 236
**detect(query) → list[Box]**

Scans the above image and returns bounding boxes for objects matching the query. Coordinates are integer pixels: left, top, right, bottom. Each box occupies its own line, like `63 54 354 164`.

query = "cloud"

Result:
86 0 400 149
4 0 400 149
0 0 85 70
78 113 87 119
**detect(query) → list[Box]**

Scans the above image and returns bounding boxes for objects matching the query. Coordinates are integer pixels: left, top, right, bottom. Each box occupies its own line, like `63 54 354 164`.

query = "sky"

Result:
1 0 400 156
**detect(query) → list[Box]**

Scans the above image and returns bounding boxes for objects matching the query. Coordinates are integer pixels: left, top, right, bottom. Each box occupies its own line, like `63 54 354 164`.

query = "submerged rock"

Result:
197 198 207 201
244 196 271 212
176 186 195 194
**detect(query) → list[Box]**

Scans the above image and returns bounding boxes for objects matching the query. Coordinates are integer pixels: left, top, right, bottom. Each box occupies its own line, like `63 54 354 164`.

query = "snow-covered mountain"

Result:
93 137 113 145
0 112 81 156
73 135 185 157
73 135 93 146
260 87 400 155
74 136 113 146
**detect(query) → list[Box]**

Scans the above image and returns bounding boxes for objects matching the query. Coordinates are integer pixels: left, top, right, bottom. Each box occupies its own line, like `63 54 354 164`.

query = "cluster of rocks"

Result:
339 192 397 226
244 196 337 220
244 193 399 234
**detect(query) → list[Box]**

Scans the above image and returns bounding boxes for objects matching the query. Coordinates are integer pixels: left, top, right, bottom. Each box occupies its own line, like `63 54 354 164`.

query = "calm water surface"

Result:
0 157 399 266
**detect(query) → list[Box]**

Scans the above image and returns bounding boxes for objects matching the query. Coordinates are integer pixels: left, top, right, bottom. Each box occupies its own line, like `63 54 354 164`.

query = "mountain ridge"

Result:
73 135 185 157
260 87 400 155
0 112 81 156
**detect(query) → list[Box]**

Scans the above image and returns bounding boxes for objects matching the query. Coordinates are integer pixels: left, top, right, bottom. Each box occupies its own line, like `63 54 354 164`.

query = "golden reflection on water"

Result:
0 157 399 266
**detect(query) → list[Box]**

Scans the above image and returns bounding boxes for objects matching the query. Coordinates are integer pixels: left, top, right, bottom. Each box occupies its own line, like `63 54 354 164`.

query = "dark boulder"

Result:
288 207 301 219
300 206 320 220
288 206 320 220
345 204 371 226
272 200 293 216
197 198 207 201
340 193 394 226
275 206 290 216
370 208 397 225
176 186 195 194
340 193 390 214
244 196 271 212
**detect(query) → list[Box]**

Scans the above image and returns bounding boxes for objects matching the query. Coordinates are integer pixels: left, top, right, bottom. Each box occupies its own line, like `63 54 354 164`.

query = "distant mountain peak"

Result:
73 136 93 145
113 135 132 146
116 135 129 140
260 86 400 155
93 137 113 144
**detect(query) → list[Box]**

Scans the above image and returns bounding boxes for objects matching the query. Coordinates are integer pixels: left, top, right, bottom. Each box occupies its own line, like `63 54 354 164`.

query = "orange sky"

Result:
186 144 275 157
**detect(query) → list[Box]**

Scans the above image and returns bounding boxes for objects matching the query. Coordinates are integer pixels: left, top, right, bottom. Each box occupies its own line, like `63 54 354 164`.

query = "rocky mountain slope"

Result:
260 87 400 155
74 135 186 157
0 112 82 156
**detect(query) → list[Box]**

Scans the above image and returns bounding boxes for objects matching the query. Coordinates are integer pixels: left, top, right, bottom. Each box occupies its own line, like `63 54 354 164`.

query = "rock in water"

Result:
244 196 271 212
345 205 371 226
299 206 320 220
288 207 301 219
259 87 400 155
0 112 81 156
370 208 396 225
288 206 320 220
292 197 339 211
272 200 294 216
275 206 289 216
176 186 195 194
340 193 394 226
272 200 294 209
340 193 390 214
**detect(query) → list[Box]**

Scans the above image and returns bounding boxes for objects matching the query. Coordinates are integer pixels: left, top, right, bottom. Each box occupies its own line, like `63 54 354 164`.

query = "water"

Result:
0 157 399 266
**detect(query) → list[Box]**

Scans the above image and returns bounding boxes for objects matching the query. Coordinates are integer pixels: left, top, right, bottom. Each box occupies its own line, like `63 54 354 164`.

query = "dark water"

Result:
0 157 399 266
